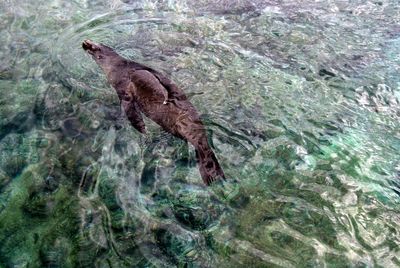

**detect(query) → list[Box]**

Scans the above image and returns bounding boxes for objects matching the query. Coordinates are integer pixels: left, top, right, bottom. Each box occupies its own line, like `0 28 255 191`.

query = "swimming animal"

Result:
82 40 225 185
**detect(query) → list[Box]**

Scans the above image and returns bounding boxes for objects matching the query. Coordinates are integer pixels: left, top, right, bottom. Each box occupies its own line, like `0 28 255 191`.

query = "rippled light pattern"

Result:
0 0 399 267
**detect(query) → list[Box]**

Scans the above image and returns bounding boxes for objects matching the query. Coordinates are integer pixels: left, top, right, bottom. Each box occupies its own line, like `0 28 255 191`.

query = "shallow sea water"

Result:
0 0 400 267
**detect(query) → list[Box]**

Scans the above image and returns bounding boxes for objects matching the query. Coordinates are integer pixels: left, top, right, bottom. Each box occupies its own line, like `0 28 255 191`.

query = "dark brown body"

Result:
82 40 225 185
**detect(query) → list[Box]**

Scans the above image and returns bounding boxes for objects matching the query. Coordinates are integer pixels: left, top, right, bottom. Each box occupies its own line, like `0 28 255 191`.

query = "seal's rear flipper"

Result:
195 145 225 185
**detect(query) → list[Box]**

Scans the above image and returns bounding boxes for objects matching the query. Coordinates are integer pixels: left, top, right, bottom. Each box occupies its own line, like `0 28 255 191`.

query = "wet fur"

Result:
82 40 225 185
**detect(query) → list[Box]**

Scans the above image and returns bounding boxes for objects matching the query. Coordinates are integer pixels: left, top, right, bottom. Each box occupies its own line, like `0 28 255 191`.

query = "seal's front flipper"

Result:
121 100 146 133
162 88 169 105
129 70 170 105
151 71 188 101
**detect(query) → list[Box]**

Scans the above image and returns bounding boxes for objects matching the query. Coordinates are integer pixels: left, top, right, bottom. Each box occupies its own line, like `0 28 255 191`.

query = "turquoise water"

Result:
1 0 400 267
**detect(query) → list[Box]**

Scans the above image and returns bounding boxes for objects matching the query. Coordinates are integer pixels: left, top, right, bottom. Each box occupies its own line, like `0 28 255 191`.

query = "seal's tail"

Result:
195 144 225 185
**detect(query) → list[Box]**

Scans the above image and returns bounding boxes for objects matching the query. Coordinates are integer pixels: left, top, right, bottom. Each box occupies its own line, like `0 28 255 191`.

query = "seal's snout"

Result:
82 40 100 54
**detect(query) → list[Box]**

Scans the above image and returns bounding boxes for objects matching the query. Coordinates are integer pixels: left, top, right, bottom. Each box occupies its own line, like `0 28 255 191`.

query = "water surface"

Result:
0 0 399 267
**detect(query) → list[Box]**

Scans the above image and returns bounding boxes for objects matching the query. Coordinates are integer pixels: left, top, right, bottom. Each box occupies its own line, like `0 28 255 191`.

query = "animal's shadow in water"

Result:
137 115 257 195
139 131 195 194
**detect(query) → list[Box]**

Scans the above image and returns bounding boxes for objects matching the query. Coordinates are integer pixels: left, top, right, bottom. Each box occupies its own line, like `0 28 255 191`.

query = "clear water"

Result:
1 0 399 267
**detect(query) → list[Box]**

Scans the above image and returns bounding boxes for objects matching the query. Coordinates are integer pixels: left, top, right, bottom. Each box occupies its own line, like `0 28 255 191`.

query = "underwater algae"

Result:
1 0 400 267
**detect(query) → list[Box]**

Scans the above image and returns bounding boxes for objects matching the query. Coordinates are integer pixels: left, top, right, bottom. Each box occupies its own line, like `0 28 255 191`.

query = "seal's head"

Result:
82 40 122 73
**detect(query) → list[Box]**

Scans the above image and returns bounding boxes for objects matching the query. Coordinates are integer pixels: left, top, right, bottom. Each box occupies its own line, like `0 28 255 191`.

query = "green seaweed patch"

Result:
269 231 317 266
0 79 38 135
204 232 235 258
0 170 12 191
2 155 27 178
283 208 343 251
98 176 120 212
0 164 64 265
153 228 198 266
58 143 99 186
324 253 351 268
36 186 80 267
0 161 113 267
172 204 211 231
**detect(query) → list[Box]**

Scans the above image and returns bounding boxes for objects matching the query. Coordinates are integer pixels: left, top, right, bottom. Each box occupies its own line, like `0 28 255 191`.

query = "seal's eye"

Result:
97 55 104 60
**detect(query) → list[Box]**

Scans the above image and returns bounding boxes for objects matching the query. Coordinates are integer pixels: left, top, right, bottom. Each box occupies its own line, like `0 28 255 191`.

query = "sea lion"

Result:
82 40 225 185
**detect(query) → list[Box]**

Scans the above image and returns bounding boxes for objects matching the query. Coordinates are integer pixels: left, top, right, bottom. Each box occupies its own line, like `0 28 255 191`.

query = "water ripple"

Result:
0 0 400 267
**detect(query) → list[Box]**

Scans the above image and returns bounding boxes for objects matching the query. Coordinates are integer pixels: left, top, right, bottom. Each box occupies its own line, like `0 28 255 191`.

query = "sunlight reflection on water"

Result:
0 0 399 267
